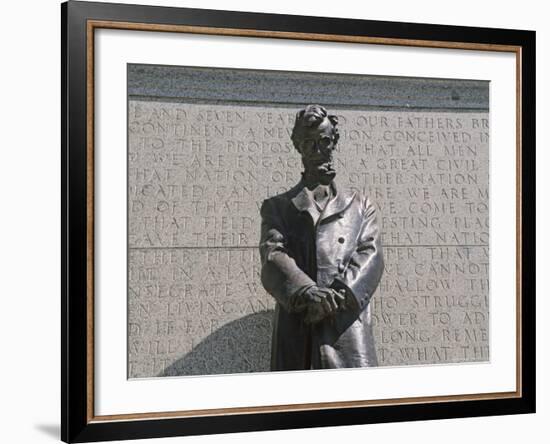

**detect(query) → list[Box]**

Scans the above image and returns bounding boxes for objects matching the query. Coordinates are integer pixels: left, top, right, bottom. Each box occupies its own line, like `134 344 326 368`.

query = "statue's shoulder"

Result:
260 187 295 217
262 190 291 212
354 191 379 218
354 189 369 205
262 183 302 206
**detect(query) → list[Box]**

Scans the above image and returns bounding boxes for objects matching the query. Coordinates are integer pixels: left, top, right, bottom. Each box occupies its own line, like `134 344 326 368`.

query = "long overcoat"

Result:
259 180 384 371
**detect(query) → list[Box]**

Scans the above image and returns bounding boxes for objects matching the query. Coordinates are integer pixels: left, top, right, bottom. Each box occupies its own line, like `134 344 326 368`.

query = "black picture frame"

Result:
61 1 536 442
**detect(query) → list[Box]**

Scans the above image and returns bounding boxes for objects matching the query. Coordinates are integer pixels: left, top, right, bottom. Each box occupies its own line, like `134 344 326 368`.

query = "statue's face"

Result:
297 118 337 181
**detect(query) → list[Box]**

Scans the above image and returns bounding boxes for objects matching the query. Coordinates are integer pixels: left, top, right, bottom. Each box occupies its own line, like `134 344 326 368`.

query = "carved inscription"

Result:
128 101 489 377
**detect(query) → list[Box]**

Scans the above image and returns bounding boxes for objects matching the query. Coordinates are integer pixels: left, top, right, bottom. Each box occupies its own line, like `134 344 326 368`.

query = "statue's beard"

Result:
302 158 336 185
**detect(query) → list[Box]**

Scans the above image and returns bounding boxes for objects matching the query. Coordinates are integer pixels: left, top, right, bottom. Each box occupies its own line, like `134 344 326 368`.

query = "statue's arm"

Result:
331 196 384 312
259 199 316 313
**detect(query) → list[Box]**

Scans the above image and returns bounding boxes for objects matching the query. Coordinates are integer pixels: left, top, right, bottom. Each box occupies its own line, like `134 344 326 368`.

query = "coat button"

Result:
338 237 345 244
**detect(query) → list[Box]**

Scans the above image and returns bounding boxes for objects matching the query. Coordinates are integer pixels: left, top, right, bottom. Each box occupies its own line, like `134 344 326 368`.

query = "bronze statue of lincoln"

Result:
259 104 384 371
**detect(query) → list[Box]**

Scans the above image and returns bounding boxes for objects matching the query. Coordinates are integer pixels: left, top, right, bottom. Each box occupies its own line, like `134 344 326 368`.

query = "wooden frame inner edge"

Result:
85 19 524 423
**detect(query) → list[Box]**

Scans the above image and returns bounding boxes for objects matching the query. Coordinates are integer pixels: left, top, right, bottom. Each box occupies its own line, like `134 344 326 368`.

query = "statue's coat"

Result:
260 180 384 370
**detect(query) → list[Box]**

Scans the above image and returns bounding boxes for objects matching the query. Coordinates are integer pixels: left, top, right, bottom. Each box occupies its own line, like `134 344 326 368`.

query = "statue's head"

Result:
291 105 340 184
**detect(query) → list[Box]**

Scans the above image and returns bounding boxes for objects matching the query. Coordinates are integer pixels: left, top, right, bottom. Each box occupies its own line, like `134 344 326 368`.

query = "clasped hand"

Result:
302 286 347 325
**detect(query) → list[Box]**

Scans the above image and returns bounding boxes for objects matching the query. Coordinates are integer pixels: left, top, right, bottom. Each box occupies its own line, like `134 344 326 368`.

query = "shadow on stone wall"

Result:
158 310 274 377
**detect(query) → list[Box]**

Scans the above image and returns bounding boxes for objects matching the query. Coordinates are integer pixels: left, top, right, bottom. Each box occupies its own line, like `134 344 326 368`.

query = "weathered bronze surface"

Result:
260 105 384 370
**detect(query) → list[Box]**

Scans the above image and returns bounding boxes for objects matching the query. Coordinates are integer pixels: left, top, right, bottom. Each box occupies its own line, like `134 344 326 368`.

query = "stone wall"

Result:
127 65 489 378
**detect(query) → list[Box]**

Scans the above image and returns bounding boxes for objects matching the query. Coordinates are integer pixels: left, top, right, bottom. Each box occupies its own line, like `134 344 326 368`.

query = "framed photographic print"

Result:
61 0 536 442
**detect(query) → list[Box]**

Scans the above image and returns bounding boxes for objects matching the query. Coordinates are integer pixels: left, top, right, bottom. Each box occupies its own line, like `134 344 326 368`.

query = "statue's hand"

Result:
303 286 346 324
331 288 348 310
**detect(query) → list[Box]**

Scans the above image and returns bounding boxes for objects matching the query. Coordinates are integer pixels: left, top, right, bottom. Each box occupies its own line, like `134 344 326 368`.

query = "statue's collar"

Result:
290 179 356 222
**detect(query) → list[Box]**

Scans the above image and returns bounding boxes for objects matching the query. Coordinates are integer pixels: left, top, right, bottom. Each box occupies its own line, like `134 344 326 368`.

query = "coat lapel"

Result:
290 183 319 225
320 181 356 223
289 180 356 224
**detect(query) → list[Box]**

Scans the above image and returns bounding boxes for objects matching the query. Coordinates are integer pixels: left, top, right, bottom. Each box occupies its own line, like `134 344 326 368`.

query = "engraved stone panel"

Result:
127 66 489 378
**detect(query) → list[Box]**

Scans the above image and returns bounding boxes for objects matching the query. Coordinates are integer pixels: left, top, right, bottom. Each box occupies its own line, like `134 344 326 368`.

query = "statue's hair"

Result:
290 104 340 152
